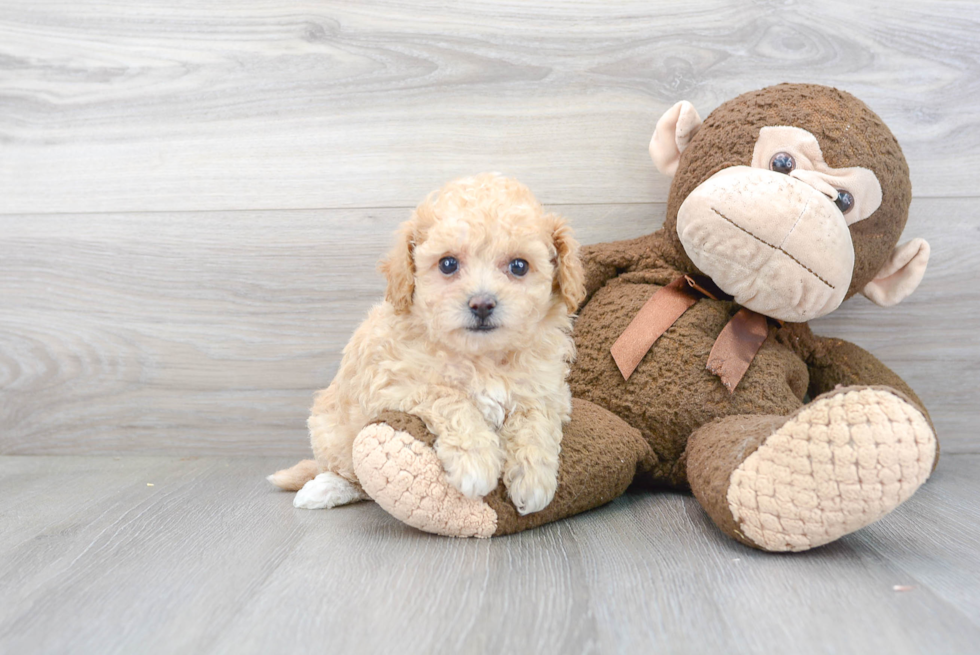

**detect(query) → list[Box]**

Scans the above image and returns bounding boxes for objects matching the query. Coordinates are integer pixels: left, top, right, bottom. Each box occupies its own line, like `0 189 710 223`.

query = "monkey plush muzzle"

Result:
676 166 854 322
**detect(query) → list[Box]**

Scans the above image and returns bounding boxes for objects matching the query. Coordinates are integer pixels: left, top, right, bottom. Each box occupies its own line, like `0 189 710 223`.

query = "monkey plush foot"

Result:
352 400 654 537
687 386 937 552
352 414 499 538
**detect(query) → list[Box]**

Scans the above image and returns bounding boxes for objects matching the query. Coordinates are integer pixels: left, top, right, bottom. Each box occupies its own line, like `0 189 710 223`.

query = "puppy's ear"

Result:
379 215 418 315
548 214 586 314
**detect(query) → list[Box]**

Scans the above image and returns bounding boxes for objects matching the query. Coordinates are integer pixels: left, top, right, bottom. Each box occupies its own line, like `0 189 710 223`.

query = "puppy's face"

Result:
413 208 556 353
381 174 585 354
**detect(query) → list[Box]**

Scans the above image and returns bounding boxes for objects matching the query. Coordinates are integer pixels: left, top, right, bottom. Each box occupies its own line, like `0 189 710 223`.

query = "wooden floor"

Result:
1 454 978 654
2 1 980 653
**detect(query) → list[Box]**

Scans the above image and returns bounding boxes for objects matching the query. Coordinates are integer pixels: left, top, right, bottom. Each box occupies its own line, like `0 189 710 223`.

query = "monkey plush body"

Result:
347 84 938 551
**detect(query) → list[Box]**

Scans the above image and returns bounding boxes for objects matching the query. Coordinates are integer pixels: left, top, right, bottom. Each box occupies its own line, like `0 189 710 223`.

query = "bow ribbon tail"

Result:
706 308 770 393
610 277 697 380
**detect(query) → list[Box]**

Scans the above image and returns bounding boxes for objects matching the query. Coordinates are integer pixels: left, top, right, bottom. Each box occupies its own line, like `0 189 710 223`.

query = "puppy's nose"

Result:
469 294 497 320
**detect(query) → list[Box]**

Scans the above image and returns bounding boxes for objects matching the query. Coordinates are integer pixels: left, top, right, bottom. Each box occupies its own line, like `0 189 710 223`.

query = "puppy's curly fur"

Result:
268 173 586 515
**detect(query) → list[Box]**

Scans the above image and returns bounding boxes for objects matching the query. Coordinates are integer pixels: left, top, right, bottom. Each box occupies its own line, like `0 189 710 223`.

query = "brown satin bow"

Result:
610 275 773 393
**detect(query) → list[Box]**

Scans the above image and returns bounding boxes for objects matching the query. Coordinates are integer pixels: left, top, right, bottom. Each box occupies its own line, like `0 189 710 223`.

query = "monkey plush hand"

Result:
348 84 938 551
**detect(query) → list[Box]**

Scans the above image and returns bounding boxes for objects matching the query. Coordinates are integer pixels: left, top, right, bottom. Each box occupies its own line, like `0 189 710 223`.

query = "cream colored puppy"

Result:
268 173 585 515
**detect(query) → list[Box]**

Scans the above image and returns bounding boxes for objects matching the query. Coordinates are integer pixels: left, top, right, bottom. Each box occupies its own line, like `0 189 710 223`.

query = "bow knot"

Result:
610 275 773 393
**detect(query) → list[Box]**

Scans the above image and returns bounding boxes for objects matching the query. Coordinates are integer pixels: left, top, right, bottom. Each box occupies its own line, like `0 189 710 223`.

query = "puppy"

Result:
268 173 585 515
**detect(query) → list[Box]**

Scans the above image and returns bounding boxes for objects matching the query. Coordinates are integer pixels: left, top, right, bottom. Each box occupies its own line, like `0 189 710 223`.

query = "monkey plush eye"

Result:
835 190 855 214
509 259 529 277
769 152 796 175
438 256 459 275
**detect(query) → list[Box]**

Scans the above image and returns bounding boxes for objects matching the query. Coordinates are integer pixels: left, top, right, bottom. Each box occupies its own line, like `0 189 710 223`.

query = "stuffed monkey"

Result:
349 84 937 551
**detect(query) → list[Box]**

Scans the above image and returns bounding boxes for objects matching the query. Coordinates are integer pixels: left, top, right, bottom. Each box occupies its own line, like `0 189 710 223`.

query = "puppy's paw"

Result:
504 458 558 515
436 441 503 499
293 472 368 509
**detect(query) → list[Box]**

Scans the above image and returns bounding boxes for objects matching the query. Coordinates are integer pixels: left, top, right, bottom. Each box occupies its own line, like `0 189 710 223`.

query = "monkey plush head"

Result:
650 83 930 322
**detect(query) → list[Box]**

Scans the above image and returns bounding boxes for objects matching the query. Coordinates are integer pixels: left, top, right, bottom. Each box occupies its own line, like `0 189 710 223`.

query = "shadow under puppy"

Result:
269 173 586 515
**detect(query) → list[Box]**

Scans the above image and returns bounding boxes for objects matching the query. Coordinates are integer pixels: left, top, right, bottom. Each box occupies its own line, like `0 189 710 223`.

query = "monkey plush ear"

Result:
649 101 703 177
862 238 930 307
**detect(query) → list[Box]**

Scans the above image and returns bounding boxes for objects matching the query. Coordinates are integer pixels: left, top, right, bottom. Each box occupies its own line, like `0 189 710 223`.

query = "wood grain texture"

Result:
2 199 977 456
1 0 979 213
0 203 658 456
2 3 977 652
0 454 978 654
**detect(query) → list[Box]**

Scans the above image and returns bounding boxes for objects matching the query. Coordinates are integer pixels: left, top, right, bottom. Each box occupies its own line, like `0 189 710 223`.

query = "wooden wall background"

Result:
1 0 978 456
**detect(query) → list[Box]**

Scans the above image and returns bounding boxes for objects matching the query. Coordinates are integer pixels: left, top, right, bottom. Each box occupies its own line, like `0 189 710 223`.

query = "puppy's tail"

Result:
267 459 319 491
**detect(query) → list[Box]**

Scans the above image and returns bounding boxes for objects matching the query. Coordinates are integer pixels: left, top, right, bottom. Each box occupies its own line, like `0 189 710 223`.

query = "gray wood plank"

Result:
2 199 976 455
0 454 977 654
851 453 980 623
0 203 655 457
1 0 979 213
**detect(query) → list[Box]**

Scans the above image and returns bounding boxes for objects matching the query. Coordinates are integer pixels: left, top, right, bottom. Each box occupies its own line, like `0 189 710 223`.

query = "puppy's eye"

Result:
834 189 855 214
438 256 458 275
509 259 529 277
769 152 795 175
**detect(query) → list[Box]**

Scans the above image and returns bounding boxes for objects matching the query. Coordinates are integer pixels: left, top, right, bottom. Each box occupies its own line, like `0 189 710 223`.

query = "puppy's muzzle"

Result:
467 293 498 331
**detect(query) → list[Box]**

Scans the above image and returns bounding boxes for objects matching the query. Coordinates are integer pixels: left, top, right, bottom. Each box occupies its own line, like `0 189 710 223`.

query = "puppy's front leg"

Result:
410 388 504 499
501 404 562 515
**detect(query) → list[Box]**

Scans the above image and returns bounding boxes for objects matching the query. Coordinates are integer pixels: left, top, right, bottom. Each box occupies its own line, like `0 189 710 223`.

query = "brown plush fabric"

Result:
569 274 810 487
580 231 675 303
486 399 655 536
664 83 912 299
685 414 791 549
369 410 437 448
807 337 933 429
798 334 938 469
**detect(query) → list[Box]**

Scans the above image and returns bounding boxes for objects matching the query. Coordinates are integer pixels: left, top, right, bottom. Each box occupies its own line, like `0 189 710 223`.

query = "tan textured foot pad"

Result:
727 388 936 552
352 423 498 538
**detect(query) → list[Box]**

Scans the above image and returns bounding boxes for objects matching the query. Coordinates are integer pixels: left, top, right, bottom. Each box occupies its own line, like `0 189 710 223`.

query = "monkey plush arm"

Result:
806 336 933 429
580 231 672 302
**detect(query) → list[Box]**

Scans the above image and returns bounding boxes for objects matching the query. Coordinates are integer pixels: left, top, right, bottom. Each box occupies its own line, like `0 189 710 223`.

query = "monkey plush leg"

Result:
686 386 937 552
807 336 940 470
351 399 655 537
808 336 933 429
